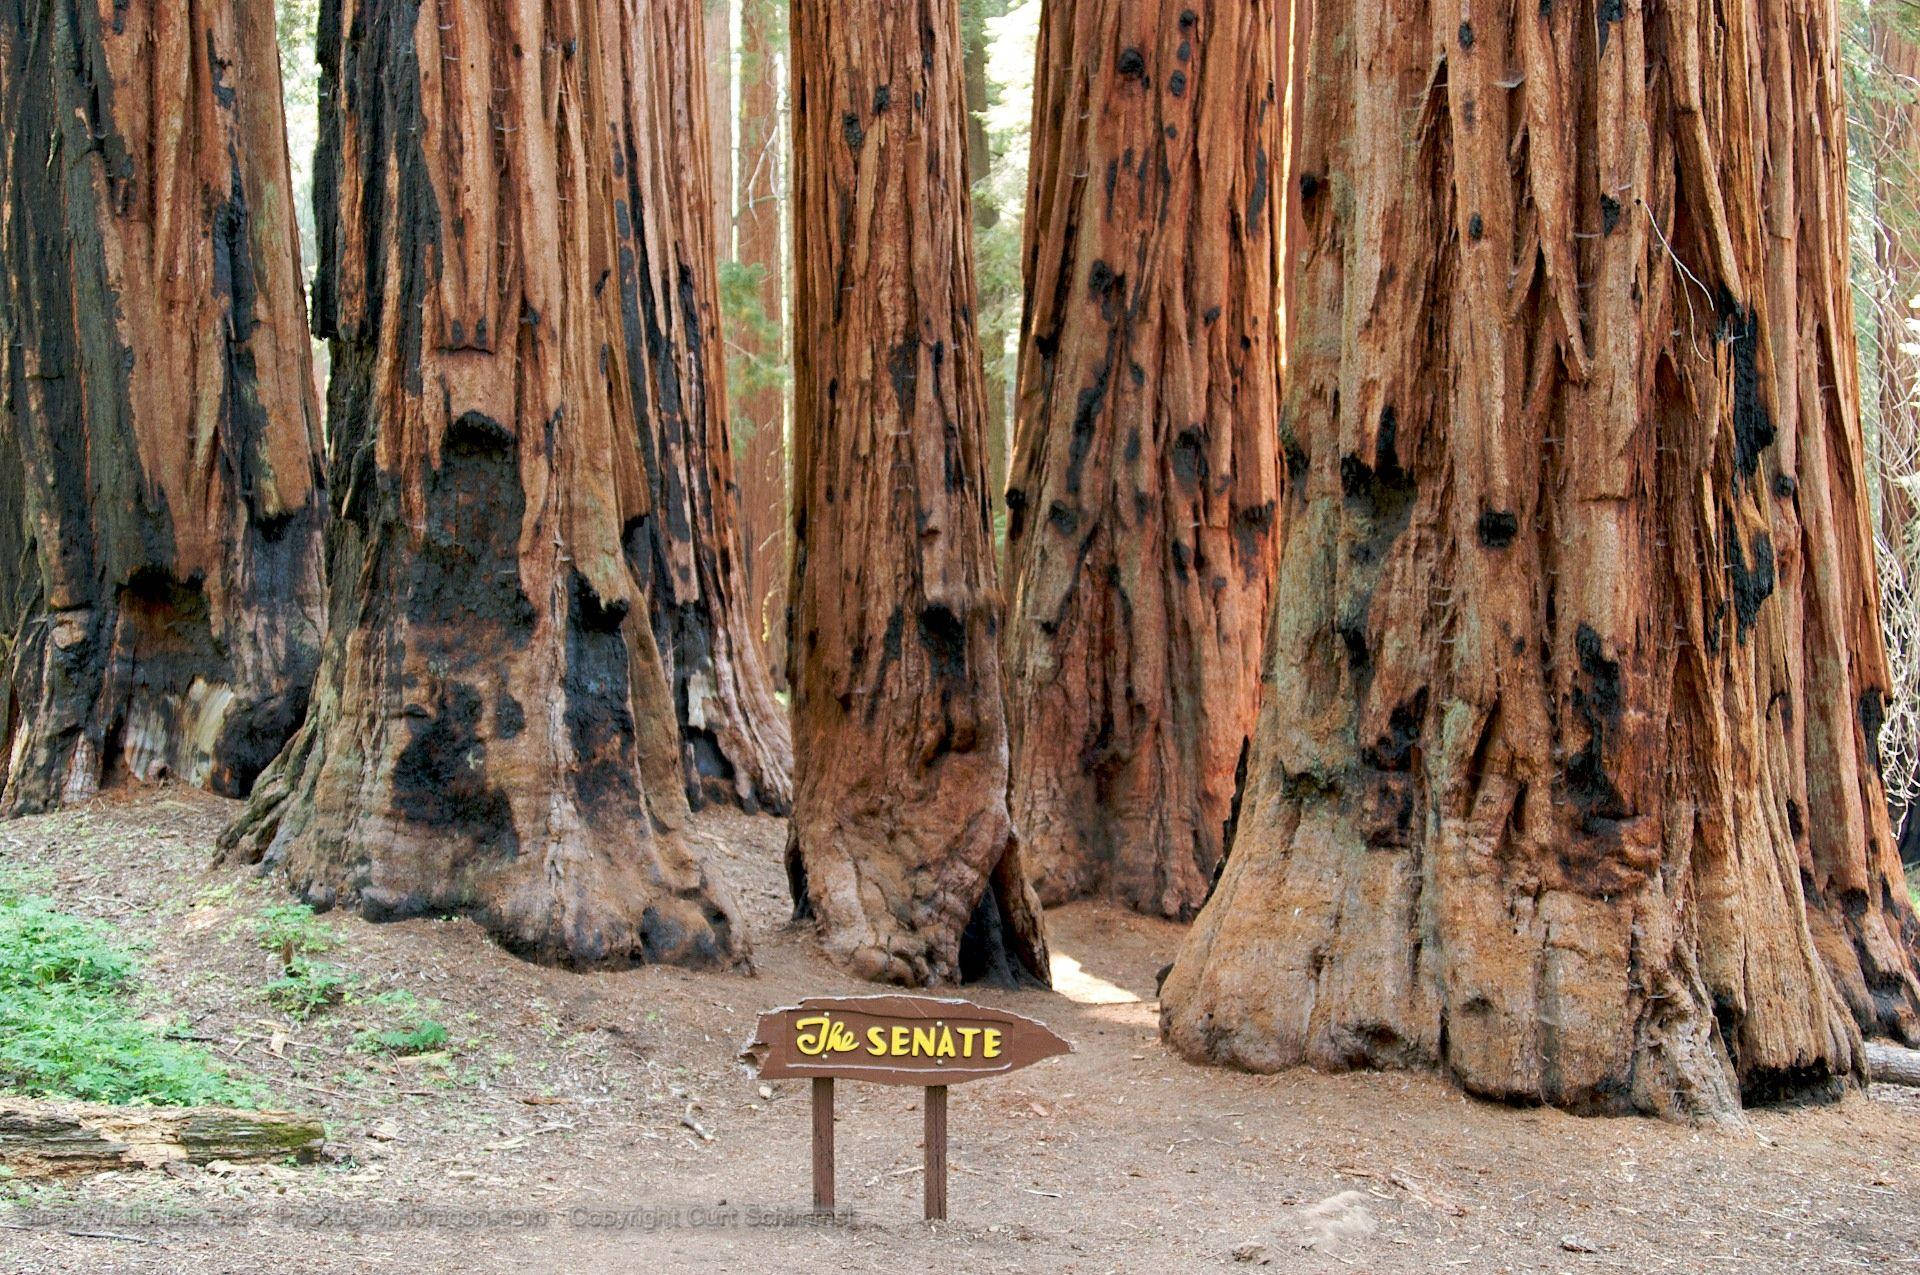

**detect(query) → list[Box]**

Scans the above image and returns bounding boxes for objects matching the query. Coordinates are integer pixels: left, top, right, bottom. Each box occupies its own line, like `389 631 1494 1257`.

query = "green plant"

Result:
0 893 250 1105
253 902 337 957
263 960 355 1020
353 1019 449 1057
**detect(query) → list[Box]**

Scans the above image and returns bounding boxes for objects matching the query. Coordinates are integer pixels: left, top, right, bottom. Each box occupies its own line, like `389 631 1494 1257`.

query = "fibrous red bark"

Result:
220 0 743 969
787 0 1049 986
1002 0 1284 919
624 0 793 816
0 0 326 815
1163 0 1920 1117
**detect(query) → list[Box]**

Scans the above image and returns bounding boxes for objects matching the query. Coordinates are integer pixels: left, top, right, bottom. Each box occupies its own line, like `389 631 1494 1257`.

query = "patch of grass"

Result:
253 902 337 957
0 892 251 1106
1907 863 1919 910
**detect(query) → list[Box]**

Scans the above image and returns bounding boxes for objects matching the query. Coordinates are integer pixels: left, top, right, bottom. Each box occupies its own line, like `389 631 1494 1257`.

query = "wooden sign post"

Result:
742 995 1071 1222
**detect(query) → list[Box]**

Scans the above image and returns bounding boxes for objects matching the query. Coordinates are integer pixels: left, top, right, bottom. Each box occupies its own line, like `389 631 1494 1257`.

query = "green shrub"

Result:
0 893 249 1105
263 960 356 1020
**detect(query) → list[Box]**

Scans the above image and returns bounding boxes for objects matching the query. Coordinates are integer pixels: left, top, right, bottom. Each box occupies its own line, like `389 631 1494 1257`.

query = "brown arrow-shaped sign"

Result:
741 994 1072 1087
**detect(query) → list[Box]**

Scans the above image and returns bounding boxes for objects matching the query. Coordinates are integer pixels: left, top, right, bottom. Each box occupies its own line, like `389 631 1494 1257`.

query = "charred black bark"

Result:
0 0 325 814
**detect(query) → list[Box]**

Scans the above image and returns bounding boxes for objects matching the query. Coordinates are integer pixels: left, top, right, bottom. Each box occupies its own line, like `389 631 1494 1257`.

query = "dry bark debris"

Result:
0 1099 324 1179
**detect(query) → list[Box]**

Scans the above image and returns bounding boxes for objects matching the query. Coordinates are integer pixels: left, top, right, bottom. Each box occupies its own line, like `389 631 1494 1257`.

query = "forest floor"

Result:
0 788 1917 1274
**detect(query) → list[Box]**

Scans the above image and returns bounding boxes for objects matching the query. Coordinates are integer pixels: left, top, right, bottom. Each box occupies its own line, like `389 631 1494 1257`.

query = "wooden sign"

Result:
743 995 1071 1222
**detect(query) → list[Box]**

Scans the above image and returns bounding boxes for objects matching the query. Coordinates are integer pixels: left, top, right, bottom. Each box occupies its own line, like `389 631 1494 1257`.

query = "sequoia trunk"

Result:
1162 0 1920 1118
787 0 1049 985
1002 0 1284 918
735 0 789 686
0 0 326 815
220 0 743 969
625 0 793 815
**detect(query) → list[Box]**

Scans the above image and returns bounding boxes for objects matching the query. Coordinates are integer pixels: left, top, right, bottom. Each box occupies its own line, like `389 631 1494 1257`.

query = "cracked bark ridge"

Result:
621 0 793 816
1163 0 1920 1118
1004 0 1284 920
787 0 1050 987
0 0 326 814
220 0 743 970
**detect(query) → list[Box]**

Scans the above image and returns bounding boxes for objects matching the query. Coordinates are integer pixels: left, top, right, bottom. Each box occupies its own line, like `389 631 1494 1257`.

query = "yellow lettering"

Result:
912 1026 936 1056
956 1027 981 1057
937 1026 956 1058
983 1028 1002 1059
792 1014 858 1057
866 1026 887 1055
890 1025 910 1056
794 1015 833 1057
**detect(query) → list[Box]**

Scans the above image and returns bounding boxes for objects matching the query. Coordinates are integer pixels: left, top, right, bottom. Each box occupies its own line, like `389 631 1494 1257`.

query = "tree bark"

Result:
1162 0 1920 1118
1002 0 1284 919
787 0 1049 986
220 0 744 970
626 0 793 815
0 0 326 814
735 0 789 688
706 0 734 262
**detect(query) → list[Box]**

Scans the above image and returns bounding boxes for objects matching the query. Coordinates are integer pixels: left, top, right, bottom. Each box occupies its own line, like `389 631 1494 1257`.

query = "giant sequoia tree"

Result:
0 0 326 815
623 0 793 815
1003 0 1284 919
1161 0 1920 1116
221 0 742 969
787 0 1049 985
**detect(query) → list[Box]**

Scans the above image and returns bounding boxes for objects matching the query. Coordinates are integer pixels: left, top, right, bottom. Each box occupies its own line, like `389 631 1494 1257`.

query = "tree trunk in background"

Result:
1003 0 1283 919
1163 0 1920 1118
0 0 325 815
220 0 744 969
707 0 734 262
736 0 789 688
963 0 1010 514
629 0 793 815
788 0 1049 986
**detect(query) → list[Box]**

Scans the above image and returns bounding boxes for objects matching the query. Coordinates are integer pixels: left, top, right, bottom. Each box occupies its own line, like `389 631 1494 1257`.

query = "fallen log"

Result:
1866 1042 1920 1088
0 1099 325 1178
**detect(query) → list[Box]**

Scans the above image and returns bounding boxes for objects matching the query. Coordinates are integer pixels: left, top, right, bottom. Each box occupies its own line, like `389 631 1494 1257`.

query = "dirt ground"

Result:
0 788 1917 1274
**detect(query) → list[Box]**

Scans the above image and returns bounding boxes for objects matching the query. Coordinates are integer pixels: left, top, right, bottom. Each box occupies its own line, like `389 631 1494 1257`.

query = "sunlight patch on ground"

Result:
1050 951 1141 1006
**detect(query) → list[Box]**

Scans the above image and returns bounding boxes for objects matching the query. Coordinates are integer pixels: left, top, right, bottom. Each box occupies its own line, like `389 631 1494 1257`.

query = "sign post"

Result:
811 1076 834 1210
743 995 1071 1222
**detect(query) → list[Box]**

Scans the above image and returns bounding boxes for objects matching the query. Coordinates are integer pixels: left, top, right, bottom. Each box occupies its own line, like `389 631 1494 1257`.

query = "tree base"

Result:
222 675 746 972
787 806 1049 988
